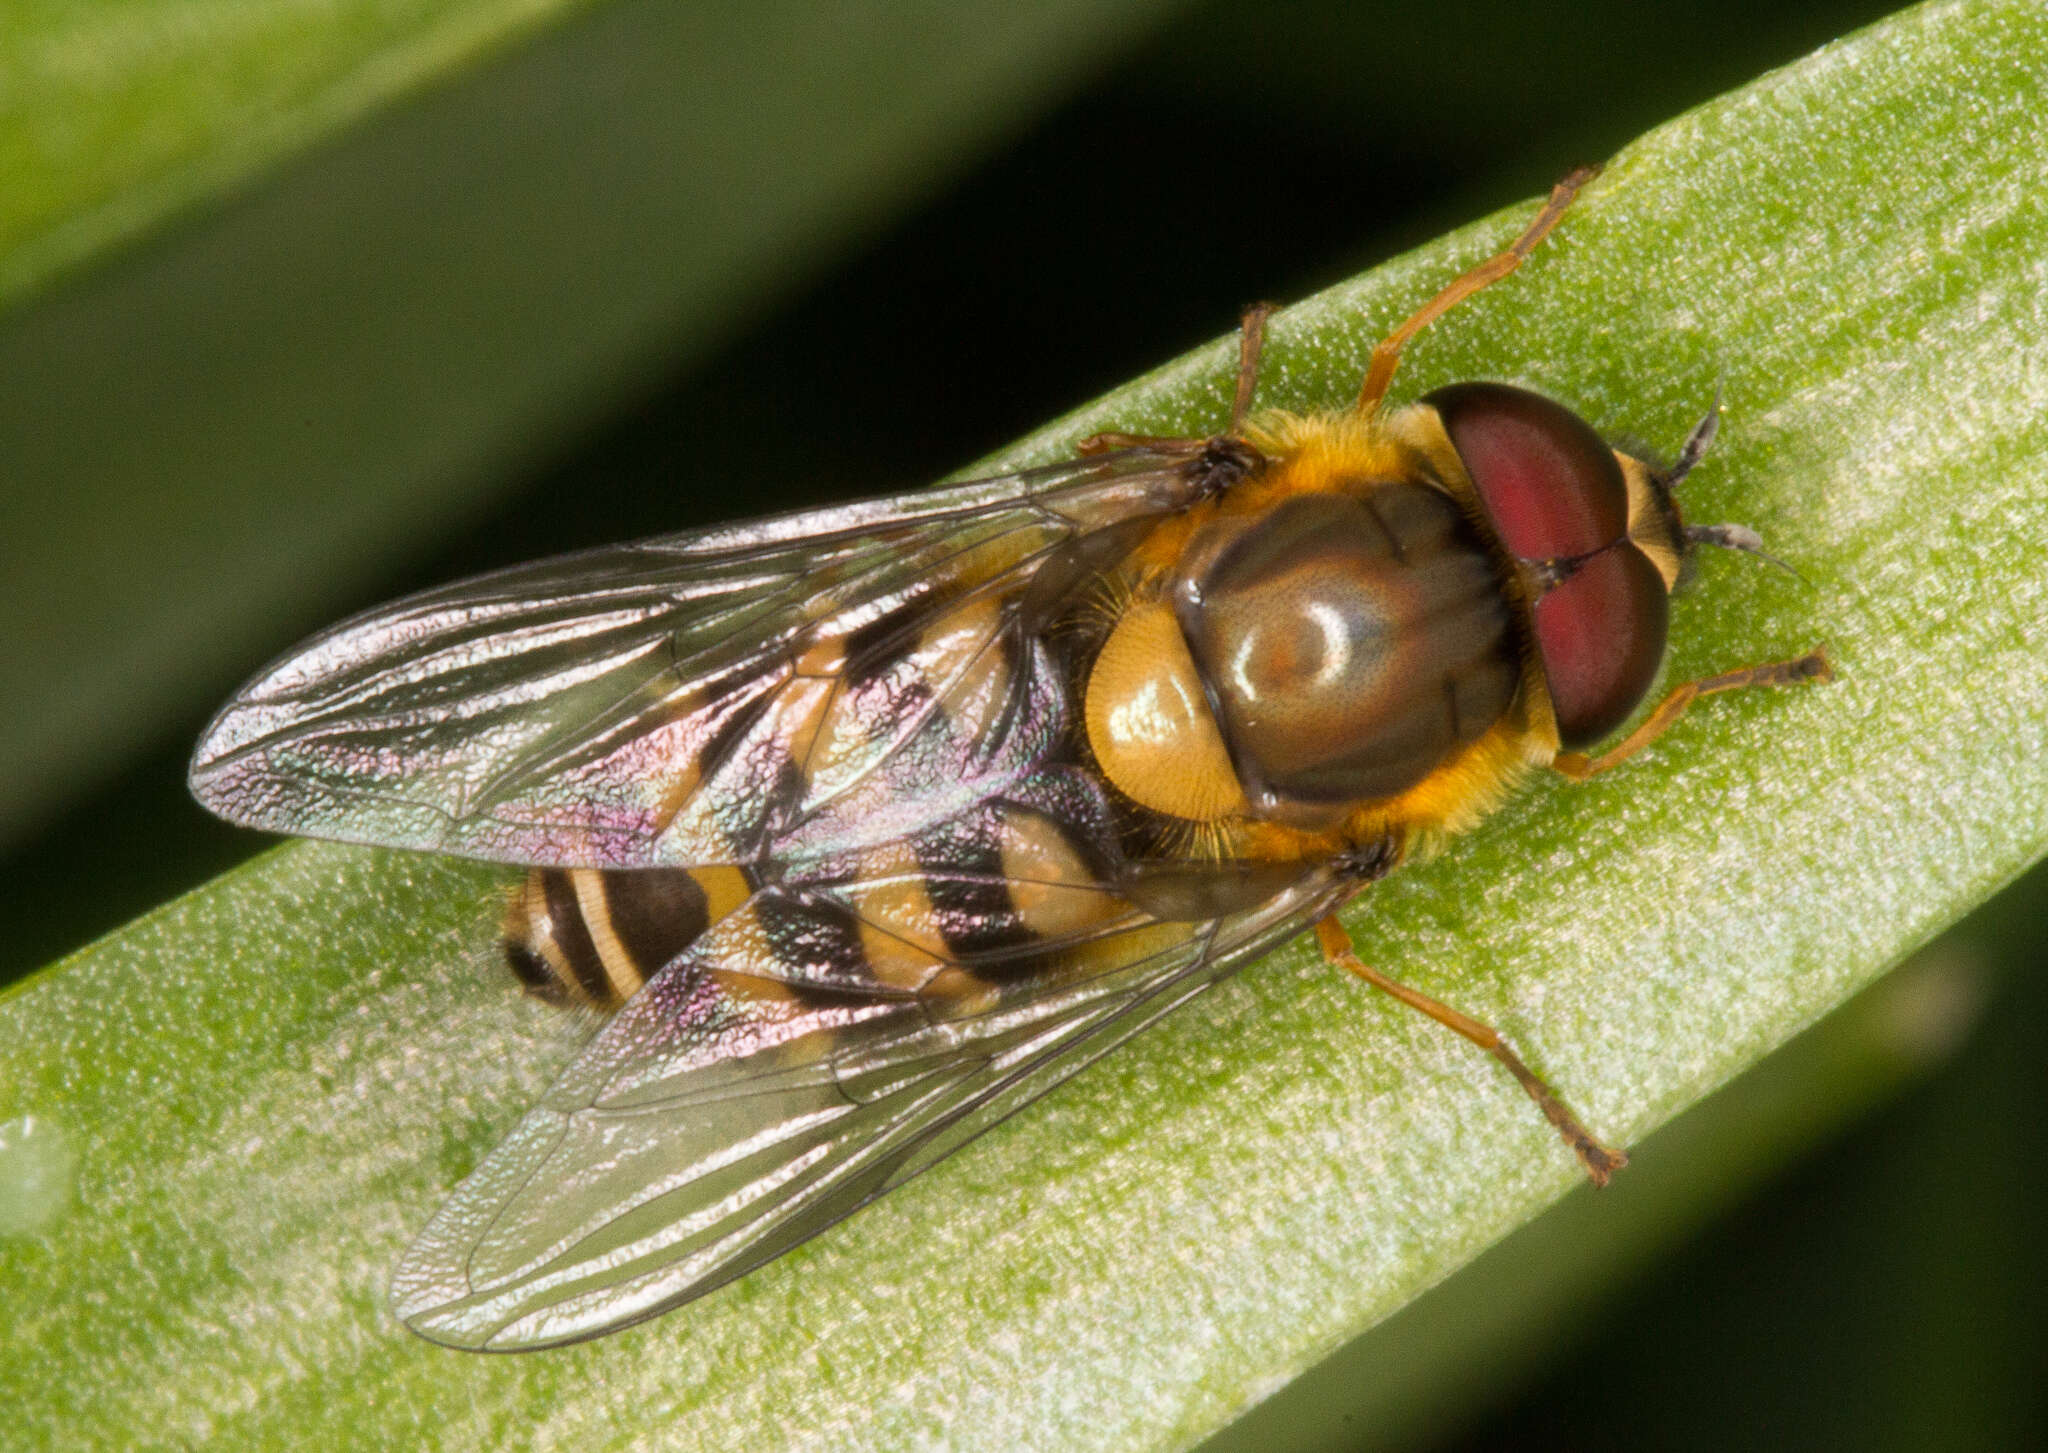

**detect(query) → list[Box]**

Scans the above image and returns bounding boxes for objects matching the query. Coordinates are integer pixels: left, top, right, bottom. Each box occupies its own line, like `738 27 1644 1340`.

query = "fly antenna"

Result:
1664 381 1722 491
1686 521 1810 586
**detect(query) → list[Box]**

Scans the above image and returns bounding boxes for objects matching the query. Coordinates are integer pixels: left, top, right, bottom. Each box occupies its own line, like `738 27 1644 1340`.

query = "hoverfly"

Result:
189 166 1828 1350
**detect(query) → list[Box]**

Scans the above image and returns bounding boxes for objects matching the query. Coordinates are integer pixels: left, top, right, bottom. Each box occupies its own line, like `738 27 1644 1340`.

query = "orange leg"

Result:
1552 647 1833 782
1076 431 1199 456
1078 301 1279 455
1356 164 1601 417
1228 301 1277 433
1315 915 1627 1186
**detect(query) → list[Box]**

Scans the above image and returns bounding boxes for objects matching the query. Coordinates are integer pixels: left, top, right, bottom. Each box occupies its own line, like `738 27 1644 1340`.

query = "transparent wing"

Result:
390 863 1349 1350
189 449 1201 867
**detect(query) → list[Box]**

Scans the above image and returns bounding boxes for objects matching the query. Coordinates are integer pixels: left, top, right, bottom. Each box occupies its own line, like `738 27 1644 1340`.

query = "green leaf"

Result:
4 1 559 308
5 0 2044 1444
0 0 1184 844
1207 933 2002 1451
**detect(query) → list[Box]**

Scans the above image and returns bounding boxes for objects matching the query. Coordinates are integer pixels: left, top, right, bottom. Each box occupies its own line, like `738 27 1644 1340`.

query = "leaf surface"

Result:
4 3 2045 1445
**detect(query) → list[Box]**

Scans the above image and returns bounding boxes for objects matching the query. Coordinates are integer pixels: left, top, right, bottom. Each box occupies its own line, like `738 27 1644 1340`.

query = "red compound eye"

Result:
1426 381 1668 747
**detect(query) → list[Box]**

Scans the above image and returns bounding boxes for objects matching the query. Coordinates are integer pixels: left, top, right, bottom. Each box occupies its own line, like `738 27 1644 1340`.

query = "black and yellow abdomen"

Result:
504 865 753 1012
503 800 1141 1013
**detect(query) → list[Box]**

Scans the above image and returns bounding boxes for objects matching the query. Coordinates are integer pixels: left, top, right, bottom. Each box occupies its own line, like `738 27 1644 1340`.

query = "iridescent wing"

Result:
391 830 1350 1350
189 449 1204 868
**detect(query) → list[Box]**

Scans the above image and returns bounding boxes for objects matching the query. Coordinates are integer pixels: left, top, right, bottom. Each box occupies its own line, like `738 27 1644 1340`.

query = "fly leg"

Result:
1227 301 1276 433
1075 431 1202 456
1552 647 1832 781
1356 165 1600 417
1314 914 1627 1185
1078 301 1279 454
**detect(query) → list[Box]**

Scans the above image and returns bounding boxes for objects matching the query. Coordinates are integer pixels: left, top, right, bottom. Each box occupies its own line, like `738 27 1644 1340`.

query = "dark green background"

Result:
4 1 2039 1446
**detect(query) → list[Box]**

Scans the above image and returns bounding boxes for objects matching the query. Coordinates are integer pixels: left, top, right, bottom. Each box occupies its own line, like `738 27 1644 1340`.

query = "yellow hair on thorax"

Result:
1109 401 1568 870
1240 404 1565 856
